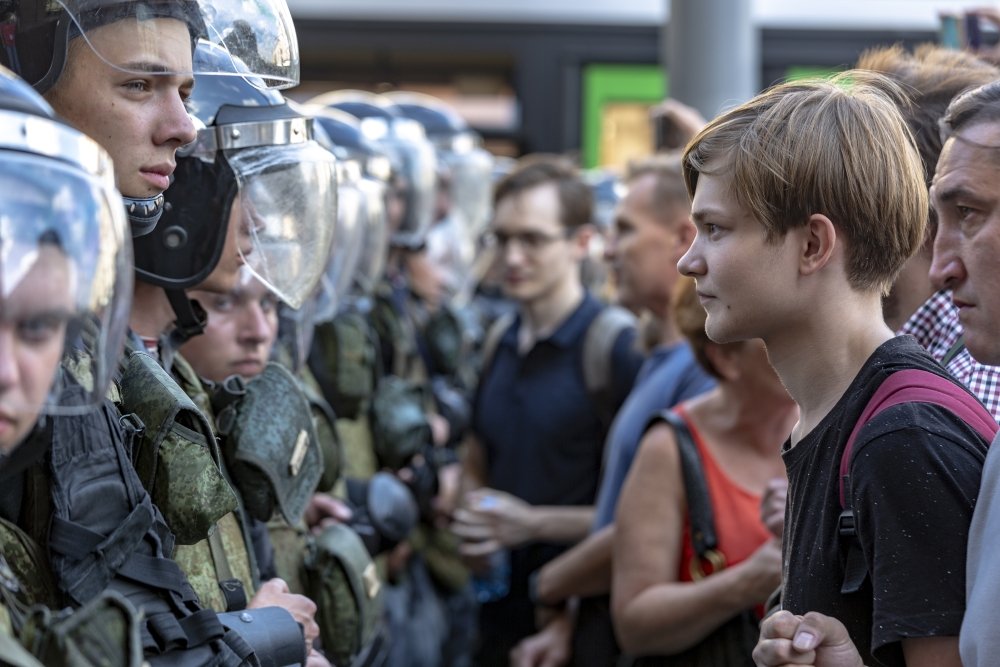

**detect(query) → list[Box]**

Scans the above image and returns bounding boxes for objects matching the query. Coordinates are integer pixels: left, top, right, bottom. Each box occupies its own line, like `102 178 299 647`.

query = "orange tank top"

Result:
674 404 772 584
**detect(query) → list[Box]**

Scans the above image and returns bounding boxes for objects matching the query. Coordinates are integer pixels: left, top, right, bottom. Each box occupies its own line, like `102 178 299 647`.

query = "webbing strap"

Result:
117 553 197 601
48 500 155 603
207 527 248 612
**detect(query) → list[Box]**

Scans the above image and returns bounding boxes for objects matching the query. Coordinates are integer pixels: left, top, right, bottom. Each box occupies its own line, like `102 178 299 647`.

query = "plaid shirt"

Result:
899 289 1000 421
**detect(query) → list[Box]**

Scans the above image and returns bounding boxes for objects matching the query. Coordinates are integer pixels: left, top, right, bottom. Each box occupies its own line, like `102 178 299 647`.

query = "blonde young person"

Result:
678 72 991 667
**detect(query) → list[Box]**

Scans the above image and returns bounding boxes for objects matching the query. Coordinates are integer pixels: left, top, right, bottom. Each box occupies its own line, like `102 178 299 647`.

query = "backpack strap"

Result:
837 368 998 594
480 305 634 428
582 305 636 428
479 312 515 378
648 410 725 579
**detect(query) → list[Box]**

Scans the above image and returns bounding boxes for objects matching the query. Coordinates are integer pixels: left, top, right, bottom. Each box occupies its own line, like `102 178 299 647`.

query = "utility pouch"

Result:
213 363 322 525
422 306 464 378
309 312 377 420
119 350 238 545
302 523 385 667
18 590 144 667
297 372 343 494
369 376 431 471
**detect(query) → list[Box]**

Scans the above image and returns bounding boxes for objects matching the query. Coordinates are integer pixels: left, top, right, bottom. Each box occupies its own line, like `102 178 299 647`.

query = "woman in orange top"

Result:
611 277 798 658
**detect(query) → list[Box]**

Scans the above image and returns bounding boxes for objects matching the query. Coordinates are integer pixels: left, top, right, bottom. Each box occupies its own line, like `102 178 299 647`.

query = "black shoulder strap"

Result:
479 312 516 378
649 410 723 577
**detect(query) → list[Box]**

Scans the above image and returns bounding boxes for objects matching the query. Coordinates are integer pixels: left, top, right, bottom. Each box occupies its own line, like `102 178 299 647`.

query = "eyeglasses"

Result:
484 228 572 252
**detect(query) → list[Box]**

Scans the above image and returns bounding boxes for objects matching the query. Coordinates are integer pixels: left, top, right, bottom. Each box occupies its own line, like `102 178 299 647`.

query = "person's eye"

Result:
18 315 63 344
212 296 235 312
260 297 278 313
522 233 545 249
123 80 151 93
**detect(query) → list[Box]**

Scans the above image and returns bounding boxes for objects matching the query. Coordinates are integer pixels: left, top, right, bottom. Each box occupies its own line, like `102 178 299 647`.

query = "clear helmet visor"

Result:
312 162 365 323
0 154 131 433
445 144 494 240
353 176 389 297
59 0 299 89
365 118 436 248
230 140 338 309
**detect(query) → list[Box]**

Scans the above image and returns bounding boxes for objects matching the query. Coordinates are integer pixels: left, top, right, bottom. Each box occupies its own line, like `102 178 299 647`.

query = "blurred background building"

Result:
287 0 995 167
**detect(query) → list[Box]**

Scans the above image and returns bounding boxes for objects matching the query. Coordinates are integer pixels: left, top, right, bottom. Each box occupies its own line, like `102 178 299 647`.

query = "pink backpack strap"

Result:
839 368 998 507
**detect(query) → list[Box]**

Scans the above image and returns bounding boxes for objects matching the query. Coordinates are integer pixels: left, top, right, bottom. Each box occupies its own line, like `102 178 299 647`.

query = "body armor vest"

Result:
4 370 256 666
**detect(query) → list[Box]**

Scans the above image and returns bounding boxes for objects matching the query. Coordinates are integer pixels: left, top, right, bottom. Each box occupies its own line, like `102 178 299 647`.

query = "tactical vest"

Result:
167 354 259 613
309 311 379 422
297 367 344 494
8 371 255 666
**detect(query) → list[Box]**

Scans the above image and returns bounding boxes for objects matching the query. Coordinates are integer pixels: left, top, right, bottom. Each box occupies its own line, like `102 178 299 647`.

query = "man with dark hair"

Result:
858 44 1000 419
455 155 643 665
754 77 1000 667
510 154 715 667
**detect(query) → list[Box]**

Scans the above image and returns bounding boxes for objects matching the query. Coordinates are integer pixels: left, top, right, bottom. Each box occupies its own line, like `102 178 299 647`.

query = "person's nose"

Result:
604 231 619 263
929 226 966 292
677 237 705 277
239 303 273 347
157 94 197 148
0 328 20 394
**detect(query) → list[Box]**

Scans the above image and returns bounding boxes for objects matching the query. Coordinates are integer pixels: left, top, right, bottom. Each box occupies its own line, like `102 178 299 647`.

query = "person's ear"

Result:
799 214 837 277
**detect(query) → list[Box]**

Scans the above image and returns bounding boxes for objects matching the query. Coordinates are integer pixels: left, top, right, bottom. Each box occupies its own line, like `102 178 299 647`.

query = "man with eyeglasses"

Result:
454 155 643 666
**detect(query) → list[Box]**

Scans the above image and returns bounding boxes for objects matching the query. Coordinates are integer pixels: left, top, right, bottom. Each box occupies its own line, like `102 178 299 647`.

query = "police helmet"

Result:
0 66 131 432
309 90 437 251
134 41 338 313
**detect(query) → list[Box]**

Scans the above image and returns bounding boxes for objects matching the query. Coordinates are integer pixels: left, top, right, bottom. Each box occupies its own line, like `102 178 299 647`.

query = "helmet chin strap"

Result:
161 289 208 371
124 193 166 238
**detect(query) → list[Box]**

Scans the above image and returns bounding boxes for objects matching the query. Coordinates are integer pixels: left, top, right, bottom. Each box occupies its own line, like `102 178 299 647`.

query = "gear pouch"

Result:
119 351 238 545
214 363 322 525
370 376 431 471
20 590 144 667
302 523 383 667
309 312 377 421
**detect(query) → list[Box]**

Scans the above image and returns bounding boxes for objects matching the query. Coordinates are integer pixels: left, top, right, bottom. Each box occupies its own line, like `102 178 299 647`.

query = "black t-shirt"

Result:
781 336 988 667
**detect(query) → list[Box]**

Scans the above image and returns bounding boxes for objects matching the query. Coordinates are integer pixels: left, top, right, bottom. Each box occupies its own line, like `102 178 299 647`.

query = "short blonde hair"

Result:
683 70 928 294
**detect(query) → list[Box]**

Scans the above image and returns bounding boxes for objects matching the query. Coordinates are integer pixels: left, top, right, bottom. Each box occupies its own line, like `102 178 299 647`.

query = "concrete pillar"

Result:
663 0 759 120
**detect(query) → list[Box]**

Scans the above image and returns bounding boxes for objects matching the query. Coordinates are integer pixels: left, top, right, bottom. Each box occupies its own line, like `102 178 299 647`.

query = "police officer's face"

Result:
0 247 74 453
181 279 279 383
195 197 255 294
930 120 1000 365
45 18 196 200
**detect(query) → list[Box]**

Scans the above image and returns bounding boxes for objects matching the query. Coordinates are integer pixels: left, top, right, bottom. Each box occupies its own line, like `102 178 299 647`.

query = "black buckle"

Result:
837 509 856 538
119 412 146 440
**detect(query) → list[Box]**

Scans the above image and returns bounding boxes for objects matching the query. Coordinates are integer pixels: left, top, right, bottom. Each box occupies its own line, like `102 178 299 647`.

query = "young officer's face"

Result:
930 120 1000 366
678 169 800 345
0 247 74 453
182 278 279 383
45 17 196 200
